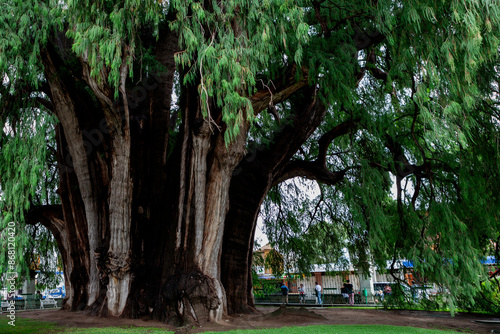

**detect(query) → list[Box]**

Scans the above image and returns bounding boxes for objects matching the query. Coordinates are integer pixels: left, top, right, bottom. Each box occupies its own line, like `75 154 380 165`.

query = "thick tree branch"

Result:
317 118 359 166
354 29 385 51
0 79 52 119
366 49 388 81
25 204 65 231
250 67 309 115
36 97 54 111
80 61 121 132
223 86 326 313
272 160 348 187
313 0 331 38
385 134 422 178
271 116 358 186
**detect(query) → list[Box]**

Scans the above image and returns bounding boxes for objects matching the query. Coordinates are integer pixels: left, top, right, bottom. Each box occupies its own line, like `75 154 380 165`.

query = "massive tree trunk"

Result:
222 87 329 313
152 84 249 323
31 40 346 324
36 27 252 324
221 86 359 312
27 16 359 326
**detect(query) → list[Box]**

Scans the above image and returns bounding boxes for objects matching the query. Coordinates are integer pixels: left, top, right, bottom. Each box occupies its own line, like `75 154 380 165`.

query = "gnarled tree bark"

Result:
24 9 382 326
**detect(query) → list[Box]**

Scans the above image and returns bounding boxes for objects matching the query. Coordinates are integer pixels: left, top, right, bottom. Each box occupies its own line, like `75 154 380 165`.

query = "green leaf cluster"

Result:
261 0 500 312
171 0 309 141
66 0 164 96
0 109 59 286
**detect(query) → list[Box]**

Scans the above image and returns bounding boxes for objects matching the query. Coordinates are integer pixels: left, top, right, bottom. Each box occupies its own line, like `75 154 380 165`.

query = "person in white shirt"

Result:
315 282 322 305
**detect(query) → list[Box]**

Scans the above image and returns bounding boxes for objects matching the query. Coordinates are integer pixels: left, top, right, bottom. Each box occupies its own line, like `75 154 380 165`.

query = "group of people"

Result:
374 284 393 303
280 280 355 305
341 280 354 305
280 282 322 305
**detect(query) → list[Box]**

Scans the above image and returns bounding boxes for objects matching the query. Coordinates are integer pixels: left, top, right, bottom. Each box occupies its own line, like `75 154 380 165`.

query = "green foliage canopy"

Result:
257 0 500 312
0 0 499 312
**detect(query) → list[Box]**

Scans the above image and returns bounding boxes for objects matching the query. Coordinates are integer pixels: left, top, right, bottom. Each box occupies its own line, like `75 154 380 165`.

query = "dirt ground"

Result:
18 306 500 333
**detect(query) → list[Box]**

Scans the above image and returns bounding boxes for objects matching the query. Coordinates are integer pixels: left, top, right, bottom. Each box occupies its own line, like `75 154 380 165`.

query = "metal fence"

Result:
254 291 374 305
1 297 63 311
254 286 441 306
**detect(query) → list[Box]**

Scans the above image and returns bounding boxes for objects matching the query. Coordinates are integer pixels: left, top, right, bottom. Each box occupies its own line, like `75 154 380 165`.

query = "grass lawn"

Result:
200 325 462 333
323 306 384 310
0 317 462 334
0 317 171 334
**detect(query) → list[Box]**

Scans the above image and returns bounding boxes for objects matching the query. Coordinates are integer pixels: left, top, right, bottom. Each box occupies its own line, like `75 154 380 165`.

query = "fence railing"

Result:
1 298 63 311
254 291 375 305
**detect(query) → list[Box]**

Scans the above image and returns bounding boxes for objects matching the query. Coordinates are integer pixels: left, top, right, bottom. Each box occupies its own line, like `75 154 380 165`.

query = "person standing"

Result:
410 281 419 302
343 280 354 306
383 284 392 301
298 284 305 303
315 282 322 305
341 286 349 304
280 282 289 305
